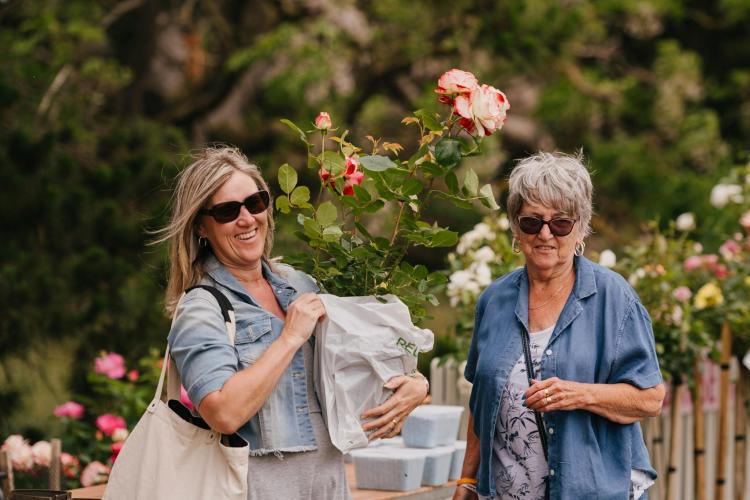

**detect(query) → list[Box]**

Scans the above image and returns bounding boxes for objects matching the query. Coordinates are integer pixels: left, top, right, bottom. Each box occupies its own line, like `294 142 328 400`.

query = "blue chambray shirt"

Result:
168 254 320 455
465 256 662 499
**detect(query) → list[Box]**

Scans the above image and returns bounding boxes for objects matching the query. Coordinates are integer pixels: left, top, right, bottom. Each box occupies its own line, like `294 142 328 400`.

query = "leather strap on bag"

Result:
521 329 551 499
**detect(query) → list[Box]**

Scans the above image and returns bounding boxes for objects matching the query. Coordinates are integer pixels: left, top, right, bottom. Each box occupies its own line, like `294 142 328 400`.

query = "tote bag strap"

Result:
153 285 236 404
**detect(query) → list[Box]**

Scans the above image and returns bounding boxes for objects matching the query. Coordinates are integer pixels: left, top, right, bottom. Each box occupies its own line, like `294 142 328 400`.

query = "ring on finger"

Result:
545 396 551 405
391 418 399 427
544 389 549 398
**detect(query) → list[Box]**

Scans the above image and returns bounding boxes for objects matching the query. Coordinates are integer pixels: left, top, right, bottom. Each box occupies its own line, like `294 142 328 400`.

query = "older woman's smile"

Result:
236 229 258 241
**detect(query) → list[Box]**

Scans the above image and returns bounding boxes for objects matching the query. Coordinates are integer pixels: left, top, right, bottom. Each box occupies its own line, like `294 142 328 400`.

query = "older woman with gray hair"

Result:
453 152 665 500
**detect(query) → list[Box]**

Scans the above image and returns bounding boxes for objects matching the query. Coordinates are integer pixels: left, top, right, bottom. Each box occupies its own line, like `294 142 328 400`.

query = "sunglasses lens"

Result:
211 202 242 223
518 216 543 234
244 191 269 214
549 219 574 236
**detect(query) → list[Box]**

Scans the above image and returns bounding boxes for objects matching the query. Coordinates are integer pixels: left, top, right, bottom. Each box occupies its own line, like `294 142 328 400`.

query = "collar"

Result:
514 255 597 331
203 254 297 304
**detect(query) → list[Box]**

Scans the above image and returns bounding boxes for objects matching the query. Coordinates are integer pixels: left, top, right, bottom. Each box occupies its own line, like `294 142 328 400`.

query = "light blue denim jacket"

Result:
168 254 320 456
465 256 663 499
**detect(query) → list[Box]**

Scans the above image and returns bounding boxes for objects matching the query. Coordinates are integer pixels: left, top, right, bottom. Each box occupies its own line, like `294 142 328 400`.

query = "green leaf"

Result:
429 230 459 248
463 169 479 196
420 162 445 177
479 184 500 209
354 222 374 240
402 178 423 197
275 196 291 214
278 164 298 194
352 184 371 202
445 171 459 194
360 155 398 172
322 225 343 242
316 201 338 227
280 119 308 144
362 199 385 213
435 138 462 169
290 186 311 206
322 151 346 176
414 109 442 132
303 218 321 239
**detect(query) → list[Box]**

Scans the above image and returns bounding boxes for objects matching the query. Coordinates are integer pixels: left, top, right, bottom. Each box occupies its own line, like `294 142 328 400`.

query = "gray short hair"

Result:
506 151 593 238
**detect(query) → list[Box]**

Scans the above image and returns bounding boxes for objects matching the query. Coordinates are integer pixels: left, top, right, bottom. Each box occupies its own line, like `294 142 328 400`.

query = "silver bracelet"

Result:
407 369 430 391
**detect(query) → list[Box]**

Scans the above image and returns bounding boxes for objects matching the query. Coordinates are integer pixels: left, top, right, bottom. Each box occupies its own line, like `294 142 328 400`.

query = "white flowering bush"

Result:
443 213 524 347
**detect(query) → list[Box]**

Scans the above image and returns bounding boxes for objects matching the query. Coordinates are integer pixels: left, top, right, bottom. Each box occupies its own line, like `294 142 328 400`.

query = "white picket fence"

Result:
429 356 750 500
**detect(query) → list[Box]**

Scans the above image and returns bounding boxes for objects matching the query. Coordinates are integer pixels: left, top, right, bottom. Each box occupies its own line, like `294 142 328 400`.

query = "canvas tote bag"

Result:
103 286 249 500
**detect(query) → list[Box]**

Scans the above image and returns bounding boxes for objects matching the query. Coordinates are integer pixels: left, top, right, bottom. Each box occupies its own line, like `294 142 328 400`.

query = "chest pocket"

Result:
235 315 274 365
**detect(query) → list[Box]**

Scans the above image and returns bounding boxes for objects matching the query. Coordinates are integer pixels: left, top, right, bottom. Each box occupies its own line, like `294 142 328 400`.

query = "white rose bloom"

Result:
112 428 129 443
31 440 52 467
598 249 617 268
671 305 683 325
710 184 743 208
473 246 496 263
2 435 34 471
693 242 703 253
675 212 696 231
473 262 493 286
498 214 510 231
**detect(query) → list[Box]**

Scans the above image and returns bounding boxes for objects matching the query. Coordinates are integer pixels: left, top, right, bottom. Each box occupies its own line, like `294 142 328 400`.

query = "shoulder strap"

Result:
157 285 237 404
521 330 549 461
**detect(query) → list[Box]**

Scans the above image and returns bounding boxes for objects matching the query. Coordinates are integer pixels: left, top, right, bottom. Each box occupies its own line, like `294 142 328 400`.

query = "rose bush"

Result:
275 69 507 323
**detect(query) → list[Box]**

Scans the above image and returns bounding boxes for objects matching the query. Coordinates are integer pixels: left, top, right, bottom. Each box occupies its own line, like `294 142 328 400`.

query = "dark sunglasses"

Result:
517 215 576 237
199 191 270 223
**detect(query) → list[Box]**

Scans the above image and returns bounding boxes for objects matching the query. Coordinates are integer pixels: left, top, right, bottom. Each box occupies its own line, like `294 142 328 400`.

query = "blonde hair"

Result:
154 146 274 316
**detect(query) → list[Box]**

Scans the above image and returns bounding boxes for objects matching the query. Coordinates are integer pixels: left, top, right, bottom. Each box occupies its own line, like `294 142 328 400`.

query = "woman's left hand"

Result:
524 377 589 413
361 375 428 440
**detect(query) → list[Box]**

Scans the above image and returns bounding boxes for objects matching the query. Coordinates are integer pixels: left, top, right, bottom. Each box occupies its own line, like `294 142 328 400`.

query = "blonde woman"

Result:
157 146 428 499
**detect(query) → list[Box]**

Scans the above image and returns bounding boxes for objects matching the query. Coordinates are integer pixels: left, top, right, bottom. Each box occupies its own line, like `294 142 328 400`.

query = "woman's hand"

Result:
525 377 665 424
524 377 589 413
361 374 428 440
280 293 326 348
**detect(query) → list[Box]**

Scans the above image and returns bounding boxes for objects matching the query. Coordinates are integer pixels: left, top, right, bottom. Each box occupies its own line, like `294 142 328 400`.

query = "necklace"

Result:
528 270 574 311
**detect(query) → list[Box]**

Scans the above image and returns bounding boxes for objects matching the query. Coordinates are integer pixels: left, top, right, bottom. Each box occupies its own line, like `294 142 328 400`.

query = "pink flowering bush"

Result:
276 69 507 322
0 349 163 488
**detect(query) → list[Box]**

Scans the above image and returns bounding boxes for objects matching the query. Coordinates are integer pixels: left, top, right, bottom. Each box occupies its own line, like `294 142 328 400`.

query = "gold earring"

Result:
575 241 585 256
512 237 521 254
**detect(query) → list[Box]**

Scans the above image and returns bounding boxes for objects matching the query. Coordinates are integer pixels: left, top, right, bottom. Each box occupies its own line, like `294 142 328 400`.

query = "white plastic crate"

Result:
402 405 464 448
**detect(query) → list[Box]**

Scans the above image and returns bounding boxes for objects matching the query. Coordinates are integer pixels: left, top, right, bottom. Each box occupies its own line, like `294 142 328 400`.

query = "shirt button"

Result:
548 427 554 435
546 349 552 356
549 469 555 476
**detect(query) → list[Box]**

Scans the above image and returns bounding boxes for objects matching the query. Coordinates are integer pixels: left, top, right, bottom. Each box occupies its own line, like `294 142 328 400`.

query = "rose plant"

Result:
275 69 508 323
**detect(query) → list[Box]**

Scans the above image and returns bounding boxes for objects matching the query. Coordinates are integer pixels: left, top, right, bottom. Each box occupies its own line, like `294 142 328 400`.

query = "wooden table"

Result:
70 464 456 499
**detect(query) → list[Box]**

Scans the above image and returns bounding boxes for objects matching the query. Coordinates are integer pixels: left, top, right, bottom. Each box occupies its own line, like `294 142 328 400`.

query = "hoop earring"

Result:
575 241 585 256
198 237 208 248
512 237 521 254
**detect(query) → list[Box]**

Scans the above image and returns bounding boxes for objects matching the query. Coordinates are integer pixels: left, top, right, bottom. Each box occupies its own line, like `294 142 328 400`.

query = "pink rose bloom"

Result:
683 255 702 271
314 111 332 130
126 369 139 382
702 254 719 265
94 352 126 379
342 156 364 196
110 441 124 463
741 210 750 231
672 286 692 302
713 264 730 279
719 239 741 259
80 461 110 487
54 401 84 419
95 413 127 436
31 440 52 467
454 84 510 137
180 385 194 411
1 435 34 472
435 69 479 103
61 452 81 479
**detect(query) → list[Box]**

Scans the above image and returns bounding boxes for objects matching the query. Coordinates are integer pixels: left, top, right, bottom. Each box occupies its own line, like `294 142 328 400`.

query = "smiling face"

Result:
197 170 268 274
515 200 581 276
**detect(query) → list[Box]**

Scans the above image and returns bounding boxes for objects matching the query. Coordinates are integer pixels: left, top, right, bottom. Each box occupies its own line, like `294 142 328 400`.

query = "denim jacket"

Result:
465 256 663 499
168 254 320 456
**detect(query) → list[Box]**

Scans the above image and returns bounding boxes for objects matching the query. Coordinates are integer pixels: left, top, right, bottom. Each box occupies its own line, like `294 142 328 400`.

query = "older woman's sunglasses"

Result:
517 216 576 237
200 191 270 223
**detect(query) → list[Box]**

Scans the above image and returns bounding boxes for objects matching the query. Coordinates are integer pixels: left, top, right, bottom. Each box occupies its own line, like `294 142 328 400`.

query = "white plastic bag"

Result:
313 294 434 452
